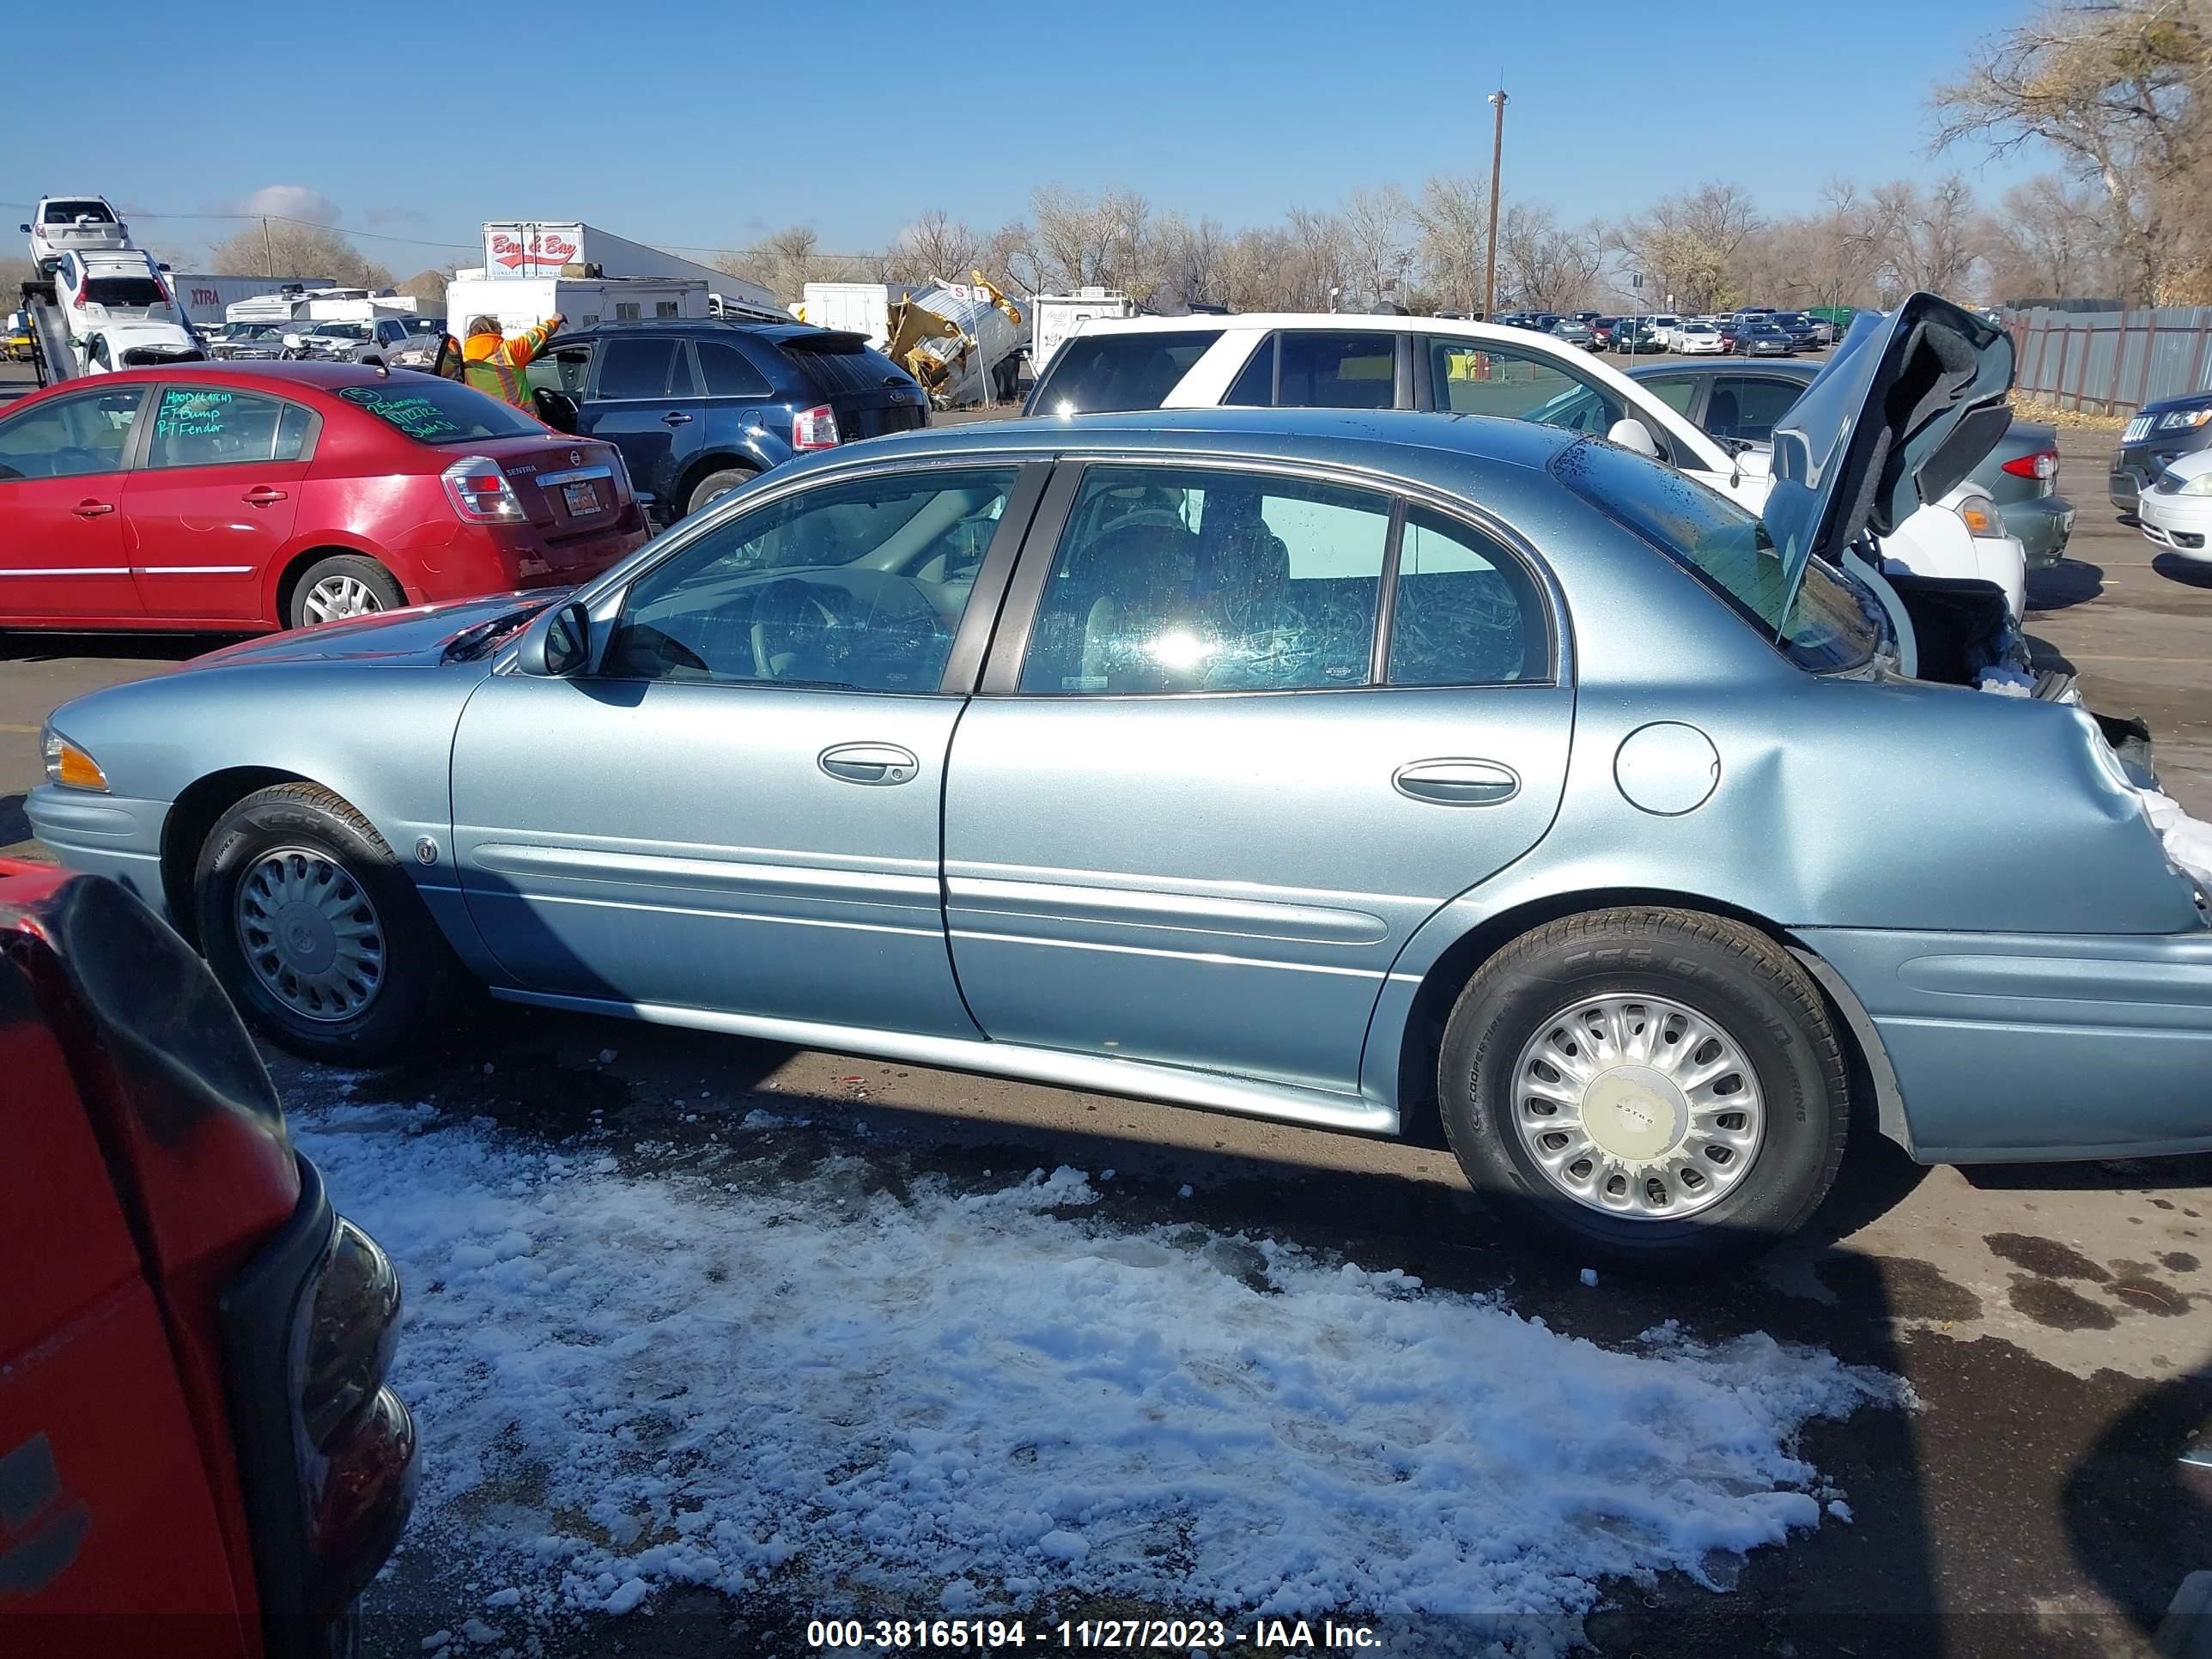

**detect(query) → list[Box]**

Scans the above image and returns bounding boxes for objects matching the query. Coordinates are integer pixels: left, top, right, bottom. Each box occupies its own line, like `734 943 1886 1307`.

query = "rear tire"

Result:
195 783 457 1064
1437 907 1848 1274
685 467 757 518
289 555 402 629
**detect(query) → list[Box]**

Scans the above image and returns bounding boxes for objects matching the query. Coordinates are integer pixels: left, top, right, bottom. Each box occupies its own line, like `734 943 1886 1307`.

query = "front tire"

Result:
1438 908 1848 1273
195 783 456 1063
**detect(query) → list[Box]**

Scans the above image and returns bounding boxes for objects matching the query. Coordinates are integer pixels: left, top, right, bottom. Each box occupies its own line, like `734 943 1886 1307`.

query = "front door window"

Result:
606 468 1018 692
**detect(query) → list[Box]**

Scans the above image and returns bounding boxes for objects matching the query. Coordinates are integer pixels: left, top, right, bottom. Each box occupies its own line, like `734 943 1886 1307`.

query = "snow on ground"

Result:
295 1094 1901 1650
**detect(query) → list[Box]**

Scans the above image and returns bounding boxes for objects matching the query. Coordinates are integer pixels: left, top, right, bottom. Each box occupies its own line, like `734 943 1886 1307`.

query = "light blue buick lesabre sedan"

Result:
29 295 2212 1268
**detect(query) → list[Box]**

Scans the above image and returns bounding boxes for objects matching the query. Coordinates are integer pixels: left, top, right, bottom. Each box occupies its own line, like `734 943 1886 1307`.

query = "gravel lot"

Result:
3 360 2208 1656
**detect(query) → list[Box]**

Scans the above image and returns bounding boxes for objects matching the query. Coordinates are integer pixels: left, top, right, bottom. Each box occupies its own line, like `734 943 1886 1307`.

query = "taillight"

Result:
292 1216 415 1622
2002 449 2059 481
441 455 525 521
792 404 841 450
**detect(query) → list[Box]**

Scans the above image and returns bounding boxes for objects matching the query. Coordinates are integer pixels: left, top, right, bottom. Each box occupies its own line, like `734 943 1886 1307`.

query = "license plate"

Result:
2123 416 2153 444
561 481 601 514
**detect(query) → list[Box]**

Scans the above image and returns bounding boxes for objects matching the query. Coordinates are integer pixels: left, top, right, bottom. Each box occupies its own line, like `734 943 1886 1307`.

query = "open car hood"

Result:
1761 292 2014 614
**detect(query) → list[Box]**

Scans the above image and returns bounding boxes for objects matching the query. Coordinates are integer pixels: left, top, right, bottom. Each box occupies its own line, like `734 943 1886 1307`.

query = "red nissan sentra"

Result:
0 362 648 633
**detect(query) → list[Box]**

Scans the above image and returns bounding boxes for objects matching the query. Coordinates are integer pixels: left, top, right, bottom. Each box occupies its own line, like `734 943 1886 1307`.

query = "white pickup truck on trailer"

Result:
16 210 204 384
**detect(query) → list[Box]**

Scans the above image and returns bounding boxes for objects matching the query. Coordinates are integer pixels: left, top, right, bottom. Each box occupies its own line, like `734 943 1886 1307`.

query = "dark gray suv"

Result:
2111 391 2212 514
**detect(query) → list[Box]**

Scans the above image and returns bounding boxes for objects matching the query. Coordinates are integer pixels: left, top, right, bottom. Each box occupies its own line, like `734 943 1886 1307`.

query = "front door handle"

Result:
241 485 289 506
73 500 114 518
663 411 694 426
819 743 919 786
1393 758 1521 806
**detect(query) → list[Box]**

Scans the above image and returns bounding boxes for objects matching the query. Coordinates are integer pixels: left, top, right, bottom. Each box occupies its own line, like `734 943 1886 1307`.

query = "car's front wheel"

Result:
1438 908 1848 1273
195 783 456 1063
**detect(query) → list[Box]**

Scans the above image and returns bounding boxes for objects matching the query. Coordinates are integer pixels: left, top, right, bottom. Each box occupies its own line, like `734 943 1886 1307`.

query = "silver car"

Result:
29 295 2212 1271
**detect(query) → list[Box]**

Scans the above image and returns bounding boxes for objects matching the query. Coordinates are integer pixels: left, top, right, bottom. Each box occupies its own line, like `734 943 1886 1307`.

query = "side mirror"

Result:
539 599 593 678
1607 417 1662 459
17 224 28 234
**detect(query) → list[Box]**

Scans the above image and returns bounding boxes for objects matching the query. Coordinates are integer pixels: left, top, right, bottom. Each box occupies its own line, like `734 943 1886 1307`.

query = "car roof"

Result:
827 404 1585 477
1067 311 1679 349
557 319 835 344
1627 360 1815 380
55 361 413 392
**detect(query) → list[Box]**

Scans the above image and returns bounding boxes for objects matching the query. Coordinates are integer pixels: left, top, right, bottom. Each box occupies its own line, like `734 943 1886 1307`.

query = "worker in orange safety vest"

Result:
461 313 563 409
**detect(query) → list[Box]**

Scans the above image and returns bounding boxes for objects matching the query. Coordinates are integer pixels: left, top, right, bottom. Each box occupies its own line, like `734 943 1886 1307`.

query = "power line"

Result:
0 201 883 263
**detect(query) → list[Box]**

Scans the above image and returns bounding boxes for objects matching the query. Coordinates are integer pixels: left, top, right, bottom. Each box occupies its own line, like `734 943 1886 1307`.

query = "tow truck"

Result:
14 210 203 389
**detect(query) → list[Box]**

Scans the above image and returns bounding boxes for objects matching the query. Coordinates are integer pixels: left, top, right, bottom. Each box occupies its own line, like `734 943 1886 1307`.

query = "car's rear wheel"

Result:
1437 908 1848 1273
195 783 455 1064
291 555 403 629
686 466 757 518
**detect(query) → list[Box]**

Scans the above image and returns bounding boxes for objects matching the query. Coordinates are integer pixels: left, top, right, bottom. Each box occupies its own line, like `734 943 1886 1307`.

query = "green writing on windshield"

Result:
337 387 465 440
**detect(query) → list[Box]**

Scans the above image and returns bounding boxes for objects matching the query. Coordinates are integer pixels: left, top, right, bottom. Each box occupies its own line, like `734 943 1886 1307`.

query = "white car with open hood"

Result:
1022 309 2031 643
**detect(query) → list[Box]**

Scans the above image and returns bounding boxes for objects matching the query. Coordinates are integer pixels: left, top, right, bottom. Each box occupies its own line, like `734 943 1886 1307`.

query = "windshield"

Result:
336 380 540 442
313 323 372 340
1552 435 1877 673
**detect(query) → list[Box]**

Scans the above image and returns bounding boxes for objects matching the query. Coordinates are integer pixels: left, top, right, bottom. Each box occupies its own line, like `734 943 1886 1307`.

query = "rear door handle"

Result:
663 411 694 426
819 743 919 785
241 486 289 506
73 500 115 518
1393 758 1520 806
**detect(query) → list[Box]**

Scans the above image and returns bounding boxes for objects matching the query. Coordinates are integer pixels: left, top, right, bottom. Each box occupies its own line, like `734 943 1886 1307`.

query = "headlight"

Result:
2158 407 2212 430
2176 472 2212 496
40 726 108 791
1957 500 2002 537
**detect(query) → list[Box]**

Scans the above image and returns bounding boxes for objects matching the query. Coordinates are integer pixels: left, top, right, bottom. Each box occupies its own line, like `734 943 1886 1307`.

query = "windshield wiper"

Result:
441 603 554 663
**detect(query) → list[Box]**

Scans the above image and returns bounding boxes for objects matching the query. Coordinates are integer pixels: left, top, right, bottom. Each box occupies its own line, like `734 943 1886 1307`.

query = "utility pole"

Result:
1482 88 1508 321
261 216 274 277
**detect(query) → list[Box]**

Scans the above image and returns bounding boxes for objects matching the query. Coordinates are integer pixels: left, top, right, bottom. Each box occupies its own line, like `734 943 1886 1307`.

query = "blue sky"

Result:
10 0 2046 270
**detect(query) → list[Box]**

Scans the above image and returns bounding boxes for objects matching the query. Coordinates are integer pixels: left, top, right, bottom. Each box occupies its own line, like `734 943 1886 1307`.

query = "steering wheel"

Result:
750 580 847 680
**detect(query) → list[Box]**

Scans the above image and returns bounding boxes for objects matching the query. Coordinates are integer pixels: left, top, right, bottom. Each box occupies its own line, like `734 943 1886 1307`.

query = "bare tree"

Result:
1867 174 1990 297
204 222 392 287
1613 181 1762 313
716 226 858 301
1341 185 1413 307
890 210 981 283
1412 173 1489 313
1499 204 1607 313
1984 173 2127 299
1936 0 2211 300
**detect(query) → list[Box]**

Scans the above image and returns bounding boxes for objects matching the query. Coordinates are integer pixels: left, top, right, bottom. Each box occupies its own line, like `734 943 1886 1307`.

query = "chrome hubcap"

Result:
302 574 382 625
1509 993 1764 1219
234 848 385 1022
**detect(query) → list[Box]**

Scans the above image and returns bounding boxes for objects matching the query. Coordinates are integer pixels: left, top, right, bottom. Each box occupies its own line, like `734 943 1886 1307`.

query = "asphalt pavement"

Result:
3 357 2209 1655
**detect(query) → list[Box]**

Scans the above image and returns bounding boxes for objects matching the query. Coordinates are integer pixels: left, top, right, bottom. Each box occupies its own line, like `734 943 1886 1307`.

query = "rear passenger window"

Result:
1030 330 1217 415
1707 376 1805 444
146 387 296 468
1388 507 1549 686
1277 332 1396 410
596 337 682 399
697 340 772 398
1018 464 1390 695
1223 337 1275 406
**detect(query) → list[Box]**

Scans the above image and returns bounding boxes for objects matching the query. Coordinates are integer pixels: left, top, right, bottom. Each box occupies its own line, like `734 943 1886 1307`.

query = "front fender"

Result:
38 660 489 927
